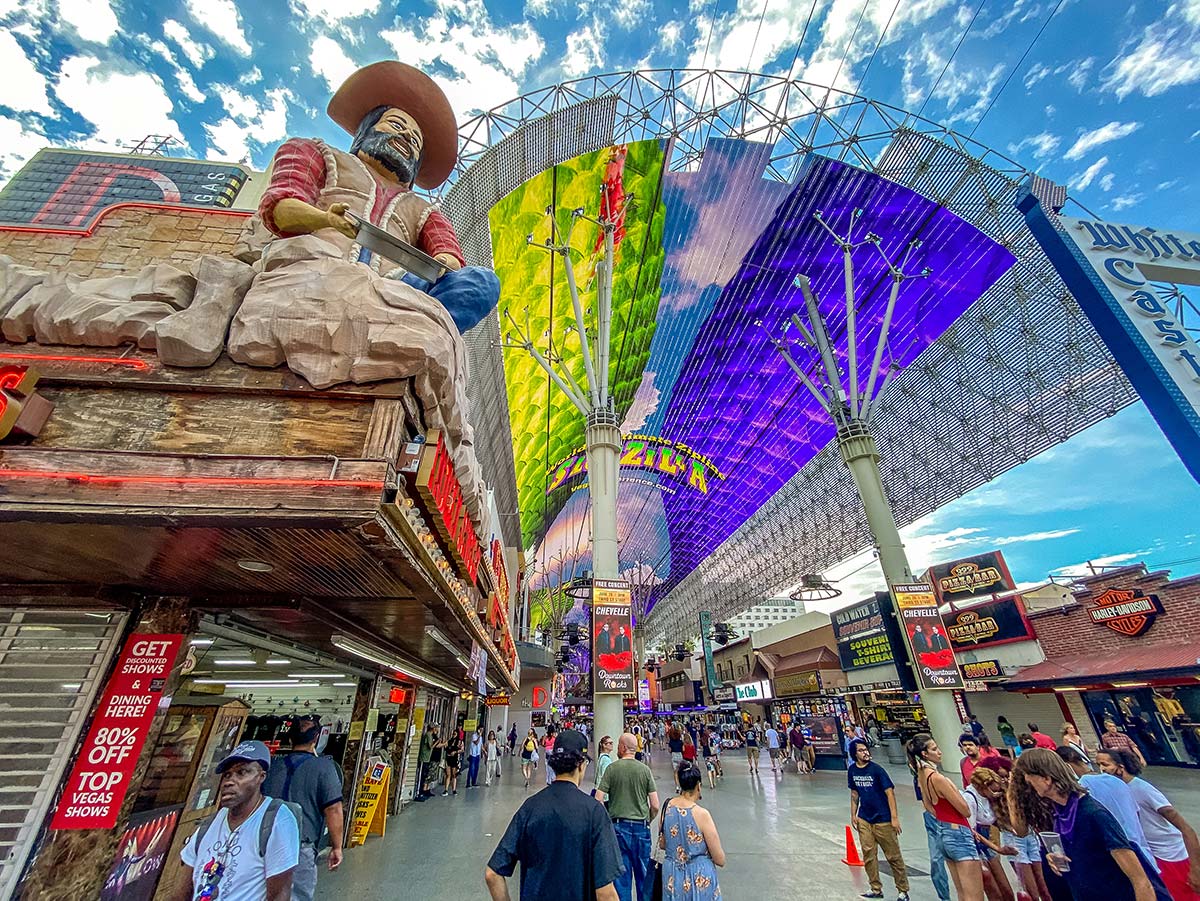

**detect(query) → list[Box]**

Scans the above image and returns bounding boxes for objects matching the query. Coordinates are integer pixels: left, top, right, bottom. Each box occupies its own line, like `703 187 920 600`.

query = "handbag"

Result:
648 800 669 900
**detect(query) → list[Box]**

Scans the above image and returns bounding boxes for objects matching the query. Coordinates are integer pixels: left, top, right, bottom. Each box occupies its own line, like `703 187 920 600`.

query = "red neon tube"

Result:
0 352 151 371
0 469 385 490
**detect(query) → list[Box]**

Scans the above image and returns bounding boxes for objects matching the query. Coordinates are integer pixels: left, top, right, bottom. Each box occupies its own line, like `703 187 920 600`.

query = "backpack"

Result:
192 797 302 858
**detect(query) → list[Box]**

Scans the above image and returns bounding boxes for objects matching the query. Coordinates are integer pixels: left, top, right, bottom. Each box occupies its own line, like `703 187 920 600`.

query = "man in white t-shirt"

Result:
1100 746 1200 900
174 740 300 901
765 723 782 772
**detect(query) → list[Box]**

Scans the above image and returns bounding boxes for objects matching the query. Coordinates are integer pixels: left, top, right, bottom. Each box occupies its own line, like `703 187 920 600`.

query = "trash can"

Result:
884 737 906 765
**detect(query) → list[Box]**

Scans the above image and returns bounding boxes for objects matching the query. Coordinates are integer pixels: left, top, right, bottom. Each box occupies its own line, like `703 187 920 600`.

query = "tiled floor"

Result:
315 748 1200 900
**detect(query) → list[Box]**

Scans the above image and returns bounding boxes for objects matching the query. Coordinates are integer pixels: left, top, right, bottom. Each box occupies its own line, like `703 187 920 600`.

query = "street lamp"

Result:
498 205 624 746
760 207 962 766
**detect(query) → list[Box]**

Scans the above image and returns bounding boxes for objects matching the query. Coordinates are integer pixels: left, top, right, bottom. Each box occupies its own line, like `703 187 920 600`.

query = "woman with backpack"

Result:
520 728 538 788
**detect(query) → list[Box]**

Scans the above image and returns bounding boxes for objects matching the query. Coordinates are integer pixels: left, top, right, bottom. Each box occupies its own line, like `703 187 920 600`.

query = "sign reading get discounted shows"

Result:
51 633 183 830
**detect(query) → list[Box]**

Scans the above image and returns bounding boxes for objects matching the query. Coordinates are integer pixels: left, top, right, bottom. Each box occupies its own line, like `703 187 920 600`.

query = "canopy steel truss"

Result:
441 69 1136 641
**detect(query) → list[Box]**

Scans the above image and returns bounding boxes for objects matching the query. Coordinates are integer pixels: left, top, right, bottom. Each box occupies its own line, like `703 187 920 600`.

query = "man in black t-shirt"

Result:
486 729 621 901
847 739 910 900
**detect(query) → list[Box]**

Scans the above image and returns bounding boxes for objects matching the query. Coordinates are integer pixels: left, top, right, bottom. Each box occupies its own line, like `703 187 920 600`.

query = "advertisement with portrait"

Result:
944 595 1036 650
928 551 1016 603
891 583 964 690
592 579 635 694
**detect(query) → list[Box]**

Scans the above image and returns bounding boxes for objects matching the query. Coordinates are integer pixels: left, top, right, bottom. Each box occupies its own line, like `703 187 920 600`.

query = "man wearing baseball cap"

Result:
173 740 300 901
486 729 622 901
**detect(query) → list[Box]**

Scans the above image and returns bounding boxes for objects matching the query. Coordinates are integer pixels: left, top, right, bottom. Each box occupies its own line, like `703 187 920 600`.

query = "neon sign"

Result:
545 434 725 496
415 431 481 585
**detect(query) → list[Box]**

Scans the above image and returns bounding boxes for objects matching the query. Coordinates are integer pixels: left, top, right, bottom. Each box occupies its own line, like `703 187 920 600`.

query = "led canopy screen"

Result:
492 140 1015 617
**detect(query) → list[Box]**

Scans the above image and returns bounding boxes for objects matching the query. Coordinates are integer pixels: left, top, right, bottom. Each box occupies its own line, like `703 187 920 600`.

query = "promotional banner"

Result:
349 762 390 846
928 551 1016 603
592 578 635 694
101 804 182 901
890 583 964 690
831 597 896 671
51 633 183 830
697 610 722 692
944 595 1037 650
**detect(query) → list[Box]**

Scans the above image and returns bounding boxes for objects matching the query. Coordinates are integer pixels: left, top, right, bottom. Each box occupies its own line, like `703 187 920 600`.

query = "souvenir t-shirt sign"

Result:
592 579 634 694
890 583 964 690
51 633 183 829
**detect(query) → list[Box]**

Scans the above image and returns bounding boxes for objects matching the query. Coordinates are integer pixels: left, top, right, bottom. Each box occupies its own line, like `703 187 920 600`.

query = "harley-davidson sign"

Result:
1088 588 1164 637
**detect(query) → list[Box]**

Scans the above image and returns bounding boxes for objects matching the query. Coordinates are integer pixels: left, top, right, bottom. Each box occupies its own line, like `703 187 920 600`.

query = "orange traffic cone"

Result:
842 824 864 867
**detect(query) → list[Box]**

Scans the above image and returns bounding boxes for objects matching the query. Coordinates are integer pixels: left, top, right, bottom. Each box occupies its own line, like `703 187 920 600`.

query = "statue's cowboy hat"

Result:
327 61 457 190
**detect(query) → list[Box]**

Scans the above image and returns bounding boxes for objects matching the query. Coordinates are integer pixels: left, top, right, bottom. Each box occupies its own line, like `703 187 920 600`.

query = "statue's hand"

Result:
326 202 358 239
434 252 462 275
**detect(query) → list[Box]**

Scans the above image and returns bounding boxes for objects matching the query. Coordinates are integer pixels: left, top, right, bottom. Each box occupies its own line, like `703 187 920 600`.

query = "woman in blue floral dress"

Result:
659 763 725 901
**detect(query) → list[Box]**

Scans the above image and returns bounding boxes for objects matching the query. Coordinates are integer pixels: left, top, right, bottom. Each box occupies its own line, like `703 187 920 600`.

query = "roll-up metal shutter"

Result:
0 607 126 898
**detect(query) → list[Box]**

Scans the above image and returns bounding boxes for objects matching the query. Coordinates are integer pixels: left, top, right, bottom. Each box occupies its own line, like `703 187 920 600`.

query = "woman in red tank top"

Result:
909 733 984 901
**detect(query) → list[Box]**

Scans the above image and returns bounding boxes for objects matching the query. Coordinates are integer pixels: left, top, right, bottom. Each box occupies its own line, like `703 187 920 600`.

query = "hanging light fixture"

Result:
564 571 594 600
707 622 738 646
789 573 842 602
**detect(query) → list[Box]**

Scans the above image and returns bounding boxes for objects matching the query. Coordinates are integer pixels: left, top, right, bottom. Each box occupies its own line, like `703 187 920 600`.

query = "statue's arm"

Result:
272 198 357 239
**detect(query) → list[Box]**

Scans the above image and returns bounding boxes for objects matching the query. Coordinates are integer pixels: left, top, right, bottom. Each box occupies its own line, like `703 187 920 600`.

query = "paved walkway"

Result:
316 748 1200 901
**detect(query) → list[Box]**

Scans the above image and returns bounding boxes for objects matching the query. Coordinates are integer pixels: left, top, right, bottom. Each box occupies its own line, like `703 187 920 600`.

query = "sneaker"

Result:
442 790 448 796
452 790 457 795
897 894 910 901
860 893 884 899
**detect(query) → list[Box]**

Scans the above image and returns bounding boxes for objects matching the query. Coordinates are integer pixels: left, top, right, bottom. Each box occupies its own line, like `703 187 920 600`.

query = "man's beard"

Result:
356 131 419 185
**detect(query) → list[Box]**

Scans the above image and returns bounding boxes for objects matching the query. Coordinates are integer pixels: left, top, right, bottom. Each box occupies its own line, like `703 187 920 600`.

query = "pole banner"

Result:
889 583 965 690
51 633 184 829
697 610 722 692
592 578 635 694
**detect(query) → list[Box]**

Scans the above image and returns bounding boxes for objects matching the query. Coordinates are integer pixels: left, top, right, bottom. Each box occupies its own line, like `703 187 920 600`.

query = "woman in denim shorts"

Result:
909 733 985 901
993 768 1053 901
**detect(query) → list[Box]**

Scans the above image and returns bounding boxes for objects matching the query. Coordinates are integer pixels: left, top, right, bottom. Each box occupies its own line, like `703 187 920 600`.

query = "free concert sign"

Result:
890 583 964 691
592 579 635 694
51 633 183 829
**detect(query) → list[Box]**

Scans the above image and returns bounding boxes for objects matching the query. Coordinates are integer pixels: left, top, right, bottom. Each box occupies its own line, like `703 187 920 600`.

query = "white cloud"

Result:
1008 131 1061 161
1066 56 1094 91
1063 120 1140 161
56 55 183 150
524 0 563 17
1112 193 1143 211
1051 552 1144 579
240 66 263 85
611 0 650 31
163 19 214 69
901 38 1006 124
659 21 684 53
1024 62 1051 90
310 35 357 92
0 116 47 187
1102 2 1200 98
58 0 118 43
204 85 292 161
564 20 605 76
184 0 252 56
1068 155 1108 191
148 40 206 103
621 371 660 431
0 32 52 115
993 528 1081 546
1099 172 1115 192
381 0 545 120
289 0 380 25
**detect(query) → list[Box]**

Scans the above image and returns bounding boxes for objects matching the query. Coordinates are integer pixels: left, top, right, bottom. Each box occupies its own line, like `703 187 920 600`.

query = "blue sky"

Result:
2 0 1199 589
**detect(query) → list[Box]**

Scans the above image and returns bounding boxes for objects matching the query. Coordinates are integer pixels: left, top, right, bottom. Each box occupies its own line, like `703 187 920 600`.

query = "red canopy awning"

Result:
1005 642 1200 689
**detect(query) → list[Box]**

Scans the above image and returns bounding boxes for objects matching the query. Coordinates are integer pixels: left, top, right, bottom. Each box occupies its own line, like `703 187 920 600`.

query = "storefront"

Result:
1006 564 1200 767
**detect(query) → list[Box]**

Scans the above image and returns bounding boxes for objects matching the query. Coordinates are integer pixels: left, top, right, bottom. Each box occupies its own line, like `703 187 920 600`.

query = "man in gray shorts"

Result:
263 715 345 901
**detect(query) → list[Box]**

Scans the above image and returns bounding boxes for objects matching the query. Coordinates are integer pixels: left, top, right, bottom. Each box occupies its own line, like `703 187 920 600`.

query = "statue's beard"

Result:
356 131 419 185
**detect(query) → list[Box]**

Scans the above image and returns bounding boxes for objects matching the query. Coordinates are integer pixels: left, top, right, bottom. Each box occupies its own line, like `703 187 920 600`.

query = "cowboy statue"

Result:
226 61 499 393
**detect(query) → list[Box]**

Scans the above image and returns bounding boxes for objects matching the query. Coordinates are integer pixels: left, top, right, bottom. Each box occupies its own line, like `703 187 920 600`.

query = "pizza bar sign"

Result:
1088 588 1164 637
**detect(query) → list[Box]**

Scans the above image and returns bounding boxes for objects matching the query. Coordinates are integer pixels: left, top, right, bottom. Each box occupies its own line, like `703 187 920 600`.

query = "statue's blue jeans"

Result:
400 266 500 334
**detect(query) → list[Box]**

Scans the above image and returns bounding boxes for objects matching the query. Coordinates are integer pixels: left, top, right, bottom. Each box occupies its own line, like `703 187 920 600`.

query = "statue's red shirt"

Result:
259 137 465 265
